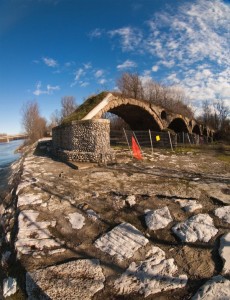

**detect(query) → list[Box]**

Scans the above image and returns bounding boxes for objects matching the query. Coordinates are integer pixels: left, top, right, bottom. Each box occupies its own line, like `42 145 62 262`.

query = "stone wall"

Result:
52 119 114 163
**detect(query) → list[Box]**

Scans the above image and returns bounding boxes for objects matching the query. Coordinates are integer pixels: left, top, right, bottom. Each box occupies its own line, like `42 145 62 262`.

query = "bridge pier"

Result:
52 119 114 163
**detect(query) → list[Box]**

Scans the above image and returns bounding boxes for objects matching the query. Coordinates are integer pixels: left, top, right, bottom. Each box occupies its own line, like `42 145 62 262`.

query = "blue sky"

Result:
0 0 229 134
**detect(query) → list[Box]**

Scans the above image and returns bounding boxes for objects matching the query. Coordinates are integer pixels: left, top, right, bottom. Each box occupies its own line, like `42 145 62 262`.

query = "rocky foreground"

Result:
1 140 230 299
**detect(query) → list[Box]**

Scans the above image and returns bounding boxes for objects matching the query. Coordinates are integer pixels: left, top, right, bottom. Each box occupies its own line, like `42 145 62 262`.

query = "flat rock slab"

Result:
26 259 105 300
175 199 202 212
94 222 149 261
17 193 43 207
219 233 230 275
67 212 85 229
215 206 230 224
3 277 17 298
15 210 58 255
172 214 218 243
145 206 173 230
198 183 230 205
192 275 230 300
114 246 187 297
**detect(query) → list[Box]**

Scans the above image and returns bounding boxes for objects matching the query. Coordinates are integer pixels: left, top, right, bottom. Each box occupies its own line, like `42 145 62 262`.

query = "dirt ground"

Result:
3 142 230 299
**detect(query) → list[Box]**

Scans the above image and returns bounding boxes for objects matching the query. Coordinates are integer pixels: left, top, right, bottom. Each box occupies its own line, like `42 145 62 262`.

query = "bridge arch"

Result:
192 124 201 135
168 118 189 133
92 95 164 131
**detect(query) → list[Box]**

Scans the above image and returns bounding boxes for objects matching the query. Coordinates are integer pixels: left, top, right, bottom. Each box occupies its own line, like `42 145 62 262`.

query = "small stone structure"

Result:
52 119 114 163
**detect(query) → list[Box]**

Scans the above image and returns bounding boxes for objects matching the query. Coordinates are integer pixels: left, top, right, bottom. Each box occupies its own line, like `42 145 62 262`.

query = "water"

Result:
0 140 24 190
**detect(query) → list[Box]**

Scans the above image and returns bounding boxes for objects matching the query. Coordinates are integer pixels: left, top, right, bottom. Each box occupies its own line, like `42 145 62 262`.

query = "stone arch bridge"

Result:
52 92 213 162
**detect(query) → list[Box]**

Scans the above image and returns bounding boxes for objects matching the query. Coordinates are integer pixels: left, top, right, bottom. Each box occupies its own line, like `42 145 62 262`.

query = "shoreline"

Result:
0 135 27 144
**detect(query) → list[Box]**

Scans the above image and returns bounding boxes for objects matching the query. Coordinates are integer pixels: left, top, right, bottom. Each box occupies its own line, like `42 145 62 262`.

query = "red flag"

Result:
132 136 142 160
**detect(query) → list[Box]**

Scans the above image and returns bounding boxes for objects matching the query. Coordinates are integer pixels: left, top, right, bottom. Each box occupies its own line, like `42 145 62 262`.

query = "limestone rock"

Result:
126 195 136 207
219 233 230 275
114 246 187 297
3 277 17 298
94 222 149 261
175 199 202 212
192 275 230 300
215 206 230 224
172 214 218 242
26 259 105 300
198 183 230 205
145 206 173 230
67 212 85 229
17 193 43 207
86 209 100 221
16 210 58 255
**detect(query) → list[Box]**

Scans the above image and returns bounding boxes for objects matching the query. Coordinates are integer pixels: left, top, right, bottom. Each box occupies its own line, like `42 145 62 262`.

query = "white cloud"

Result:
109 26 142 51
71 63 93 87
95 69 104 78
33 82 60 96
42 57 58 67
147 0 230 68
117 59 137 70
152 65 159 72
79 81 89 87
146 0 230 111
89 28 103 38
83 62 92 69
74 68 85 81
98 78 107 85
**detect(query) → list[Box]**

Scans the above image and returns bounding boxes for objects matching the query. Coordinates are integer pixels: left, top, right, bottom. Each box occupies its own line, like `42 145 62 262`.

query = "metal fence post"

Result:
123 128 132 156
149 129 153 156
168 131 174 151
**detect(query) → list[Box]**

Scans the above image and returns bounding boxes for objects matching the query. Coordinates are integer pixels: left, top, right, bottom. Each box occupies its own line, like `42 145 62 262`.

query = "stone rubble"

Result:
125 195 136 207
94 222 149 261
145 206 173 230
17 193 43 207
3 277 17 298
219 233 230 275
86 209 100 221
26 259 105 300
175 199 202 212
215 206 230 224
1 140 230 299
114 246 188 297
172 214 218 242
192 275 230 300
15 210 59 255
66 212 85 229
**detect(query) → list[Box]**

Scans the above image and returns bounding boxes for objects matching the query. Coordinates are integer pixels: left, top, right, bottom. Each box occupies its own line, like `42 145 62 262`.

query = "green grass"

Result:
62 91 109 125
217 154 230 163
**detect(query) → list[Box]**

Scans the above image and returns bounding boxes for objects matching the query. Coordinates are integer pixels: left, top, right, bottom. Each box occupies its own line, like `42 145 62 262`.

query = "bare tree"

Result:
214 99 230 130
50 109 61 127
21 101 47 143
61 96 77 120
117 73 143 99
117 72 194 118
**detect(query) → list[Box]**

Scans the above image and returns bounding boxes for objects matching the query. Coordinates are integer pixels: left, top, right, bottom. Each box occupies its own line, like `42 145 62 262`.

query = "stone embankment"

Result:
0 139 230 299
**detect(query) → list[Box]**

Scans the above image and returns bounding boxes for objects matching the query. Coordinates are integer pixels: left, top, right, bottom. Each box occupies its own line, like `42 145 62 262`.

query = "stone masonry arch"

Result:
83 94 164 131
52 92 214 162
168 118 189 133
